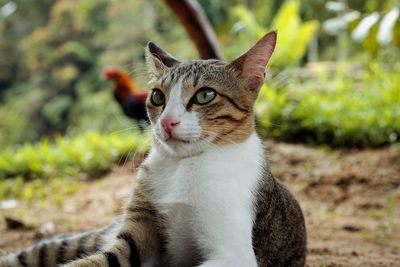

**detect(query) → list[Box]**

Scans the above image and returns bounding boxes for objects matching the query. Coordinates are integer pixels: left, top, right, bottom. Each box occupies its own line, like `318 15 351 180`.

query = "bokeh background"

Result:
0 0 399 265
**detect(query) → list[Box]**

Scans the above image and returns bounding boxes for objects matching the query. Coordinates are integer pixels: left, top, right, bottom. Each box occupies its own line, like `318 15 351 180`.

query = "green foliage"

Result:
256 63 400 146
230 0 319 68
0 105 37 148
42 95 73 128
0 177 81 202
0 78 47 148
0 131 150 180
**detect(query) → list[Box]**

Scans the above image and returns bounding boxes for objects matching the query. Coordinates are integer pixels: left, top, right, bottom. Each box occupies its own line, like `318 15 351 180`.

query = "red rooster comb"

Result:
103 68 122 79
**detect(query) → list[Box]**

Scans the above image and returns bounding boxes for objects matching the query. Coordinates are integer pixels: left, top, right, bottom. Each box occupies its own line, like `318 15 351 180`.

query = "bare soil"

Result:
1 141 399 266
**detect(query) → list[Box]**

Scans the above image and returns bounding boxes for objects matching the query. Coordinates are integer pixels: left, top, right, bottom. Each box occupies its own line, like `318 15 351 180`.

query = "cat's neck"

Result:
144 130 266 219
146 131 265 168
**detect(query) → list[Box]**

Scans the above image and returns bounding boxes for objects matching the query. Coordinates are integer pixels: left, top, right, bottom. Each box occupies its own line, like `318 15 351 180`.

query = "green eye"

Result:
151 89 165 106
194 87 216 105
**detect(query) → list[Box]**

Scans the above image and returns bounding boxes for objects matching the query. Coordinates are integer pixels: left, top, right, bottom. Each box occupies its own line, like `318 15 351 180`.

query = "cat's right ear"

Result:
146 42 180 74
227 31 276 92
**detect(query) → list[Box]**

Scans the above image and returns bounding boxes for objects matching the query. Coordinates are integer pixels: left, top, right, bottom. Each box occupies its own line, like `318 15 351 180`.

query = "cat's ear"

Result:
227 31 276 91
146 42 180 74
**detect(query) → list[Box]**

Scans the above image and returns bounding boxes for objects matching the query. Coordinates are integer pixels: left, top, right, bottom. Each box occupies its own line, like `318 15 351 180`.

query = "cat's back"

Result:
252 168 307 267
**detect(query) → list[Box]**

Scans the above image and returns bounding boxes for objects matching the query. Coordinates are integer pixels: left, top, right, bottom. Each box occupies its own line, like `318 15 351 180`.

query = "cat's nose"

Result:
161 118 180 134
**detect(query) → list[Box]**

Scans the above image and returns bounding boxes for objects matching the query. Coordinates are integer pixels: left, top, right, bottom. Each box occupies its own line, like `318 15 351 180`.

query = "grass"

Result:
0 131 150 181
0 131 150 200
256 63 400 146
0 177 82 203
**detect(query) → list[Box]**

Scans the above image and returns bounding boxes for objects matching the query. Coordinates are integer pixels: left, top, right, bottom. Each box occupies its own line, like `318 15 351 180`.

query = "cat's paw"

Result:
60 255 103 267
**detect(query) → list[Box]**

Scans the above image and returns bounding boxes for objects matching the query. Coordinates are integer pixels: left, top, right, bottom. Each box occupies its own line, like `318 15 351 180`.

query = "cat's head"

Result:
145 32 276 157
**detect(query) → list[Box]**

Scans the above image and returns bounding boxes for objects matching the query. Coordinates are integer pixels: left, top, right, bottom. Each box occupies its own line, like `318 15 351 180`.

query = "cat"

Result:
0 31 306 267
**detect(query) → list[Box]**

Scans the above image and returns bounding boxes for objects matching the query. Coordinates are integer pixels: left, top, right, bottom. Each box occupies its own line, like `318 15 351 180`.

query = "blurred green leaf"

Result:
0 131 150 180
231 0 319 68
256 63 400 146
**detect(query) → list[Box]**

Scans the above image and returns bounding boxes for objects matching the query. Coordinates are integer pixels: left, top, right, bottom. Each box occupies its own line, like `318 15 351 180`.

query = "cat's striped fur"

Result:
0 173 160 267
0 31 306 267
0 221 120 266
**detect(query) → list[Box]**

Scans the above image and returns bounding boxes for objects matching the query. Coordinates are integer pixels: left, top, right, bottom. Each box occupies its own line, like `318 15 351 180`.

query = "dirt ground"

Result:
0 140 399 266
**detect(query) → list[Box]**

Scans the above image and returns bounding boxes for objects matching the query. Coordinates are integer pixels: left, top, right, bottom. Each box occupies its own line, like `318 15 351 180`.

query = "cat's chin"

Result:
165 136 191 144
155 136 211 158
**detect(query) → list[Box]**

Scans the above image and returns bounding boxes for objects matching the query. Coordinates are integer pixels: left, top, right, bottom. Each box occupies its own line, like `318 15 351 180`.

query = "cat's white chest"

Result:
145 133 264 266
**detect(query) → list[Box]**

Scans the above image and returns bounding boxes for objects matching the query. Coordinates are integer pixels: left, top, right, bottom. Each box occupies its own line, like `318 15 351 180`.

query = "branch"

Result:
163 0 223 60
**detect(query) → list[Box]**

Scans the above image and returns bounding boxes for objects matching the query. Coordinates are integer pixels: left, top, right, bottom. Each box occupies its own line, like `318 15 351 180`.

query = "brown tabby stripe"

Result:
104 251 121 267
56 239 68 263
127 206 157 216
221 127 239 138
92 232 102 252
207 115 245 122
17 251 28 267
193 72 201 87
38 243 48 267
77 234 89 257
202 101 225 112
117 233 141 267
126 214 154 223
161 76 168 88
216 118 248 140
217 93 249 113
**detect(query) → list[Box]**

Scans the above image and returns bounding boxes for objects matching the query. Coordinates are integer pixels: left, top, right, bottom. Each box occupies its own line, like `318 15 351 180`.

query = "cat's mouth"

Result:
155 126 204 151
164 135 191 144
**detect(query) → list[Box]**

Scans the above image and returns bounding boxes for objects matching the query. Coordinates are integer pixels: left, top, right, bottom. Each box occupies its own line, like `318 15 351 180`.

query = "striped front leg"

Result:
62 233 140 267
63 169 162 267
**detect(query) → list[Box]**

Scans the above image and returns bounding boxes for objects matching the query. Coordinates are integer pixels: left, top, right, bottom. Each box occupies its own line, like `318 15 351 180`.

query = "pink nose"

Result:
161 118 180 134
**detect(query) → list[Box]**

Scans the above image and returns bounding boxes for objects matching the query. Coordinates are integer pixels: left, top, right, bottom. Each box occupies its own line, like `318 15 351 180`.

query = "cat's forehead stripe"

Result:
161 75 168 89
167 60 226 86
193 70 200 88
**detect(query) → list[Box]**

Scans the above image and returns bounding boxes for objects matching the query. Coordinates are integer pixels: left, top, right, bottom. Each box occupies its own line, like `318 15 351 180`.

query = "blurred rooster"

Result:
103 69 148 122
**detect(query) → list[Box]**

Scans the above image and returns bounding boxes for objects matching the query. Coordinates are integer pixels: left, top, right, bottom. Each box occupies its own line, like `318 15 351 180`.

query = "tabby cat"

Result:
0 31 306 267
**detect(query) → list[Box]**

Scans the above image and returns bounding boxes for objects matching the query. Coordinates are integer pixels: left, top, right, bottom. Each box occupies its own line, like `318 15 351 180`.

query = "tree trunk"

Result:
164 0 223 60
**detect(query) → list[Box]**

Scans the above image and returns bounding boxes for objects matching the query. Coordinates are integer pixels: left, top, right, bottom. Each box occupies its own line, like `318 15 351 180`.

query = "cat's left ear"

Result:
227 31 276 92
146 42 180 74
